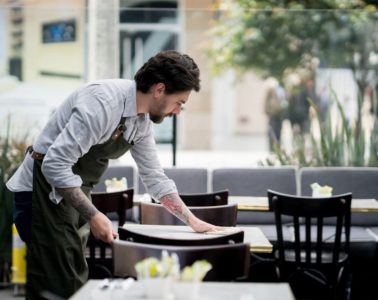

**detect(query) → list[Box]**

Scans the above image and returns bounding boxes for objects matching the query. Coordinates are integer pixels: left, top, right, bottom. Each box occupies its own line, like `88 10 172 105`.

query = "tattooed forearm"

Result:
159 193 191 225
56 187 98 221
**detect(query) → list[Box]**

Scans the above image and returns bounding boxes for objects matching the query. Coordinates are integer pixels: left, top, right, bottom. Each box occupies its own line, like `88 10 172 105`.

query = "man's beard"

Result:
149 113 165 124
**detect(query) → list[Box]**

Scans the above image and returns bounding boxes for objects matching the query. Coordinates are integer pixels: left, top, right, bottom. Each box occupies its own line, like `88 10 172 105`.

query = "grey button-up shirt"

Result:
7 79 177 203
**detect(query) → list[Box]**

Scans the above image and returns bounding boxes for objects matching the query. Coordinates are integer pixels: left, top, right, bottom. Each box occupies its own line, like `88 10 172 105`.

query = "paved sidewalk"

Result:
0 287 19 300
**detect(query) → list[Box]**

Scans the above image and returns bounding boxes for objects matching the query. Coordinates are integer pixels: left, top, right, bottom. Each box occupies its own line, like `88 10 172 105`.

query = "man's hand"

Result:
56 186 117 243
187 216 224 233
159 193 226 233
88 212 117 243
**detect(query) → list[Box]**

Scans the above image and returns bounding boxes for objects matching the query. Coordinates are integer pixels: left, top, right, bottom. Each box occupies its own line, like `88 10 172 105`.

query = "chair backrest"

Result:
112 239 250 281
93 165 135 192
91 188 134 226
118 226 244 246
87 188 134 279
300 167 378 225
140 202 238 226
268 189 352 267
179 189 228 206
138 167 208 194
212 167 297 224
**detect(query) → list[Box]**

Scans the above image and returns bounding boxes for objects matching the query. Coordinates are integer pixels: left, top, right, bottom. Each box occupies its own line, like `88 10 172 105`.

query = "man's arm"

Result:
56 187 116 243
159 193 222 233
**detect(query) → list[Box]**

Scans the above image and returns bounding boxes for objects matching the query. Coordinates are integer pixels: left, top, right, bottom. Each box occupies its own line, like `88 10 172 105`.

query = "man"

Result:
7 50 223 299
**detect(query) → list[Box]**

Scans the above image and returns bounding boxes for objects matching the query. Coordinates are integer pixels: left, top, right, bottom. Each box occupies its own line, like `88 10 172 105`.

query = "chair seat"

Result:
276 249 348 265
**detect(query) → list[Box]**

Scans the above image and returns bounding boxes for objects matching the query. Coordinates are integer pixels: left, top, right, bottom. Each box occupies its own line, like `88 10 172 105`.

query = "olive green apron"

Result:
26 117 132 299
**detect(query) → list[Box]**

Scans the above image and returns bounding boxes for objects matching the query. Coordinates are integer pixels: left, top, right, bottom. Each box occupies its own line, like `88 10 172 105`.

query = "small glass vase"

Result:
172 282 200 300
141 277 172 299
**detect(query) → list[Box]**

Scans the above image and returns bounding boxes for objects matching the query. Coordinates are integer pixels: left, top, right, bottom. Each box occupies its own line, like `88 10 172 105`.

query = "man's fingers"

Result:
105 232 114 243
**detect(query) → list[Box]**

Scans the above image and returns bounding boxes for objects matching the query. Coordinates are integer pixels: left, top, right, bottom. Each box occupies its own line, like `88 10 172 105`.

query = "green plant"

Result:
261 91 378 167
0 115 29 284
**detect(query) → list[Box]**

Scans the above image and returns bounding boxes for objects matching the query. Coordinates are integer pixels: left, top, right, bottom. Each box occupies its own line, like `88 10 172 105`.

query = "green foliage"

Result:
207 0 378 88
208 1 378 167
261 93 378 167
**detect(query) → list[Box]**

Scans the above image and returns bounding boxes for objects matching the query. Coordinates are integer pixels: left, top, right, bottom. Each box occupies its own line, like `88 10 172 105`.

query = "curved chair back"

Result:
118 226 244 246
179 190 229 206
87 188 134 279
112 239 250 281
91 188 134 226
140 202 238 226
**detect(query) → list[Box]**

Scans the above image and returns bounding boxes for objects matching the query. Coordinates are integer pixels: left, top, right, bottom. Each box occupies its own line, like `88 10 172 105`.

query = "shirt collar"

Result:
123 80 137 117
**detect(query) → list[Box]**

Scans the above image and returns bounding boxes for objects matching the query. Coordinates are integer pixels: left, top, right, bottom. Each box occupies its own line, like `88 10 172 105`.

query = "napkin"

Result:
310 182 333 197
105 177 127 192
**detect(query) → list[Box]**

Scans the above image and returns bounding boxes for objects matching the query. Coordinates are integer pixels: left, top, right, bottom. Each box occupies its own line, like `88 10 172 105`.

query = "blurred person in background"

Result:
288 77 316 133
264 79 288 150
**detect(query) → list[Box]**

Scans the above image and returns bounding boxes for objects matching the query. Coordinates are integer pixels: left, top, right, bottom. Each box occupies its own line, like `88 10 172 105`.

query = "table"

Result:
229 196 378 212
124 224 273 253
70 279 295 300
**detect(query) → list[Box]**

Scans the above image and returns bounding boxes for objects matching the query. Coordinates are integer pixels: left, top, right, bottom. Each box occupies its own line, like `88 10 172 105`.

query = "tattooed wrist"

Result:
159 193 191 225
56 187 98 221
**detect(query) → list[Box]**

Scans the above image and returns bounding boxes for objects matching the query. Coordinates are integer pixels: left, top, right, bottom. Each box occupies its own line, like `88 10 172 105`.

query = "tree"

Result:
208 0 378 92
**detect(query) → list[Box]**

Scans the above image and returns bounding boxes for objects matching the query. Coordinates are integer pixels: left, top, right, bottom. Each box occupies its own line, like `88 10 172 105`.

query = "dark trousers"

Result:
13 191 33 244
15 160 90 299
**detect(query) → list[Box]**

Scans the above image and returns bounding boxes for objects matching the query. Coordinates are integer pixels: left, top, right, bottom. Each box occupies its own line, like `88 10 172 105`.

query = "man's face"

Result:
149 88 191 124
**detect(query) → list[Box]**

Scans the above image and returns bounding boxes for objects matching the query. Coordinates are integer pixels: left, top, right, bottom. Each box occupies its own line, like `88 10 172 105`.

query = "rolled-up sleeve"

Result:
131 123 177 200
41 90 112 198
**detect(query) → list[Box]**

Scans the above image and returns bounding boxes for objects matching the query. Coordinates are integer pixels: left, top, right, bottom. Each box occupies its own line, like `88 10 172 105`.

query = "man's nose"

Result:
172 107 182 115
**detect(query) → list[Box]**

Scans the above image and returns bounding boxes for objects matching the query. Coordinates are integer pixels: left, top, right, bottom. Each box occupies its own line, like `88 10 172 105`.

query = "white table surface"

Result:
70 279 295 300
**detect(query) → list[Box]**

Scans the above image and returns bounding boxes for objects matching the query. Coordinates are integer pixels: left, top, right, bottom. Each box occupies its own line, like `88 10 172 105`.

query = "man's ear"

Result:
153 82 165 98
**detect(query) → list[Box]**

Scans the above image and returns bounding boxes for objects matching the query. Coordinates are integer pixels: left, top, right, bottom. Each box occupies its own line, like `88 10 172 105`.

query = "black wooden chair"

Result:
112 239 250 281
268 189 352 300
151 190 229 206
179 190 229 206
140 202 238 226
118 226 244 246
87 188 134 279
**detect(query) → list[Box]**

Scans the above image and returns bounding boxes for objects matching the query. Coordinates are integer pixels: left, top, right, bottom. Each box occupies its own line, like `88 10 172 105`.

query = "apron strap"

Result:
111 117 127 140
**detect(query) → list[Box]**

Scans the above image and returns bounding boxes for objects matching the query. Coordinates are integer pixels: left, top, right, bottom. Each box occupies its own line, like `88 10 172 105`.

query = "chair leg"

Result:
249 253 279 282
89 264 112 279
335 267 352 300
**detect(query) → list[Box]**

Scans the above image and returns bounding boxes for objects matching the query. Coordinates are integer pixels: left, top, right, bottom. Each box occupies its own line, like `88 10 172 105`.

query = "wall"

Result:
22 0 85 87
